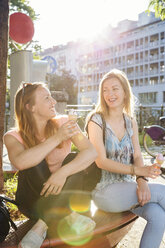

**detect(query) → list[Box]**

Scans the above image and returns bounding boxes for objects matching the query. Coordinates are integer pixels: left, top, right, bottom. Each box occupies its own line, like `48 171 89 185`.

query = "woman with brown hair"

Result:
4 82 97 248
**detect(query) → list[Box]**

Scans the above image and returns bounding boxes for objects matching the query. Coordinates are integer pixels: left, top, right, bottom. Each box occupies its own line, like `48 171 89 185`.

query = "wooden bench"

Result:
1 208 138 248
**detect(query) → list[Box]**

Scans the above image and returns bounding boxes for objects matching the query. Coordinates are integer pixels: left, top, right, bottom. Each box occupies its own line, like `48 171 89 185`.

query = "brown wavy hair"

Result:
15 82 60 148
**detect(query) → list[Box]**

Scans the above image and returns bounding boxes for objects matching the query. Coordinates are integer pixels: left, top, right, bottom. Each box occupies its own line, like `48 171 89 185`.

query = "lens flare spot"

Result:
69 193 91 213
57 212 95 246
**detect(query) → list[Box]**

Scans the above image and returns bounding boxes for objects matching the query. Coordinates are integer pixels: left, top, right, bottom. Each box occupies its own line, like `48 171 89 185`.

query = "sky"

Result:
28 0 151 49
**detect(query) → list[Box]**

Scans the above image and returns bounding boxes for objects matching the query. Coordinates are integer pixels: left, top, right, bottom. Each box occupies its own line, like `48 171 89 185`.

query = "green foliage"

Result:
139 131 153 147
5 89 10 113
71 143 79 152
9 0 38 20
3 173 25 220
148 0 165 20
139 131 144 146
3 171 15 181
4 173 17 198
49 70 78 104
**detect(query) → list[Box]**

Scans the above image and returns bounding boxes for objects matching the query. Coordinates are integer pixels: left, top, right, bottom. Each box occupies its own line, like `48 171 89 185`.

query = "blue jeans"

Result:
92 182 165 248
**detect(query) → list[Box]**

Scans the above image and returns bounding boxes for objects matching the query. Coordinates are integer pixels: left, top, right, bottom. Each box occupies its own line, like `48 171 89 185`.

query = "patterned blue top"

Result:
90 113 135 190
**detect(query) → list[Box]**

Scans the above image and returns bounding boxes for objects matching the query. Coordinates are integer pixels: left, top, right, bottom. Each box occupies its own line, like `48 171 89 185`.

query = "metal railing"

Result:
66 104 165 132
66 104 95 130
4 104 165 133
136 105 164 132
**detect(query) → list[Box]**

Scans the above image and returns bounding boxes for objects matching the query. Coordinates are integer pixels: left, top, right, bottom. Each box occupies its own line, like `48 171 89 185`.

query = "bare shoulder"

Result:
88 119 102 131
88 119 103 144
4 133 22 147
4 132 25 157
3 132 12 145
4 131 17 145
4 129 23 145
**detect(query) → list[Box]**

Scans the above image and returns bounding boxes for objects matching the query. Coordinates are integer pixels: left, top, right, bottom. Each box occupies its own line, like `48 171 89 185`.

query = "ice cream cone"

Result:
156 153 164 166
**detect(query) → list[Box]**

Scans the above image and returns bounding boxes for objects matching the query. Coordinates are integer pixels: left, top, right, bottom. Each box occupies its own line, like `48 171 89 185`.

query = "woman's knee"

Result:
143 203 165 228
92 182 138 212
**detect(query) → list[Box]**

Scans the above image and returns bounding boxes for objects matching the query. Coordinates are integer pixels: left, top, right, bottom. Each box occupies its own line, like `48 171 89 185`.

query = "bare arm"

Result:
40 125 97 196
131 118 158 206
131 118 145 168
4 134 61 170
3 120 79 170
58 126 97 177
131 118 161 177
88 120 160 177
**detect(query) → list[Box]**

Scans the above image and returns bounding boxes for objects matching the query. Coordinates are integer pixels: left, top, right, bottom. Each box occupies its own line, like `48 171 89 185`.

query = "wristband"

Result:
136 176 148 182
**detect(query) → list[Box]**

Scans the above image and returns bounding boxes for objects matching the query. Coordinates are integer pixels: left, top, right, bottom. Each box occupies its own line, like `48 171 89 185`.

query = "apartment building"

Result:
41 41 81 76
41 11 165 107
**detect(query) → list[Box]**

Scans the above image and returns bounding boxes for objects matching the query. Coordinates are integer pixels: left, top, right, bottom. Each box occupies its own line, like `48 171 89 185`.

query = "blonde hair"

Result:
15 82 59 148
95 69 134 117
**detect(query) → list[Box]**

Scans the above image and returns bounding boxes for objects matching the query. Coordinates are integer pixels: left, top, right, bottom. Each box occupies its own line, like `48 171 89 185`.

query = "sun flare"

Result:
29 0 149 48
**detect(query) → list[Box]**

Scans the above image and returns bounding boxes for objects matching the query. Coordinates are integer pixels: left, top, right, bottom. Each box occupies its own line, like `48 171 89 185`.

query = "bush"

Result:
3 172 16 182
3 173 26 220
139 132 144 147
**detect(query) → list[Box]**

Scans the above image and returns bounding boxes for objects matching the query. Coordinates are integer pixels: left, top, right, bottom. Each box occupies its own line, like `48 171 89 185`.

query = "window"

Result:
80 87 84 92
160 62 165 72
87 86 92 91
149 77 158 85
135 80 139 86
163 92 165 103
88 76 92 82
138 92 157 104
160 76 165 83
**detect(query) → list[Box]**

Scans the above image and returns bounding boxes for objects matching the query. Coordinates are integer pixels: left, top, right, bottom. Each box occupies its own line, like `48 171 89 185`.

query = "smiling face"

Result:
32 86 57 121
103 77 125 111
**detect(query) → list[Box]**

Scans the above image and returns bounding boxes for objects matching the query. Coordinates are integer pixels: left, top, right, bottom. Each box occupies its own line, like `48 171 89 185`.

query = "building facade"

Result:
41 11 165 107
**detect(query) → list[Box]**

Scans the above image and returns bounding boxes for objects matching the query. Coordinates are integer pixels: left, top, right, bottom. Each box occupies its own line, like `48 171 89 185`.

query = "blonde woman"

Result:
4 82 97 248
86 69 165 248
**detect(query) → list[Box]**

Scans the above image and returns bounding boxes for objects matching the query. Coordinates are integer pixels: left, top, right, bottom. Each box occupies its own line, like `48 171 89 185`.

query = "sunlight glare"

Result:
90 200 98 217
29 0 149 48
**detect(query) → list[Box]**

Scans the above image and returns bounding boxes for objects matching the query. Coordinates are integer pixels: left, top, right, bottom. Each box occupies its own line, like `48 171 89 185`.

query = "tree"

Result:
0 0 9 191
148 0 165 20
0 0 39 192
48 70 78 104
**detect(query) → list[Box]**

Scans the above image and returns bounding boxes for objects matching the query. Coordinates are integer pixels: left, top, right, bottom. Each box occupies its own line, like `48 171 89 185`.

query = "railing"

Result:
67 104 165 132
4 105 165 133
136 105 164 132
66 104 95 130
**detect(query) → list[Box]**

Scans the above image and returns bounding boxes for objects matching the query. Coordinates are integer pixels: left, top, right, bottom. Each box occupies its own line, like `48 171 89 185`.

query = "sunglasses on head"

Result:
21 82 33 96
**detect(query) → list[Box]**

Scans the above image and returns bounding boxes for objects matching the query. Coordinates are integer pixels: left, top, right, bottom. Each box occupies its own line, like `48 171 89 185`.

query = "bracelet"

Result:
130 165 135 176
136 176 148 182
